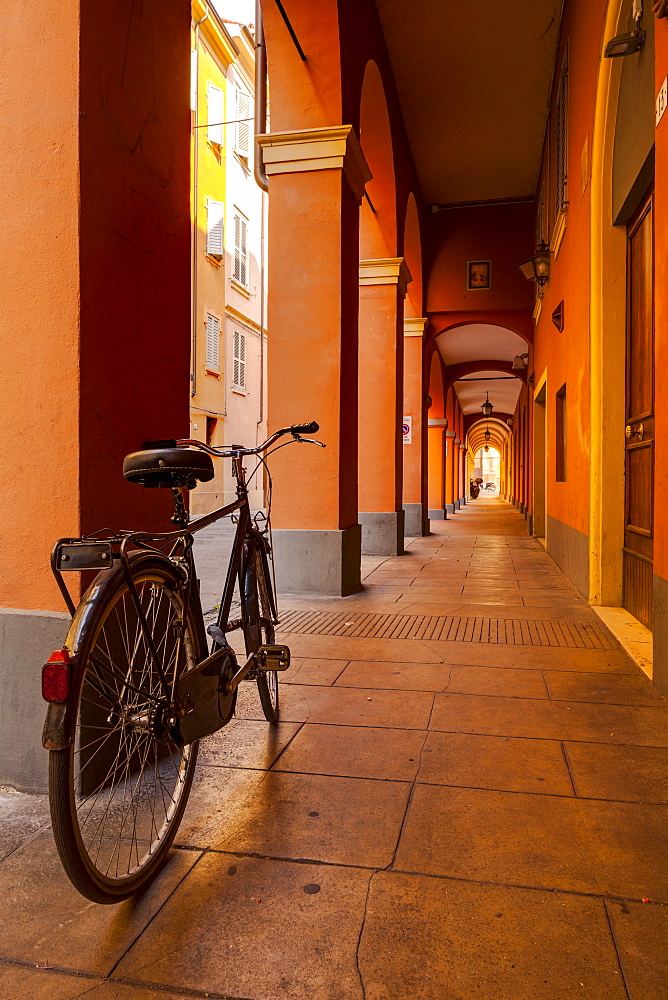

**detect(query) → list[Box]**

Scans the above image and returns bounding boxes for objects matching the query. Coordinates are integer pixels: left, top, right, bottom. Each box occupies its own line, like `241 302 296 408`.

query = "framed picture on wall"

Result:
467 260 491 290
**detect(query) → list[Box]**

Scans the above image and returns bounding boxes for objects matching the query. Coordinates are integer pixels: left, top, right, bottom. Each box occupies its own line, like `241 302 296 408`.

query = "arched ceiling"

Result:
374 0 562 205
454 370 523 417
436 325 527 365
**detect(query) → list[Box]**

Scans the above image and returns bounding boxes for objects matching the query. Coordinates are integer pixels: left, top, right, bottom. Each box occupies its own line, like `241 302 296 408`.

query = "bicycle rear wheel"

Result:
48 554 203 903
241 541 279 723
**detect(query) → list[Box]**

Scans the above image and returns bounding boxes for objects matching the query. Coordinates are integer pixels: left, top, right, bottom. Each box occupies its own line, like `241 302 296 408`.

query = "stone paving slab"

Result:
0 831 201 974
394 783 668 899
272 722 426 781
416 731 575 795
116 854 369 1000
430 691 668 745
564 742 668 802
606 899 668 999
210 770 411 865
358 871 627 1000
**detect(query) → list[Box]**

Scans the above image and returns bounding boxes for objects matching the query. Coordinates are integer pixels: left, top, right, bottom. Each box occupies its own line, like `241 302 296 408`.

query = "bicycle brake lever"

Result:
294 436 326 447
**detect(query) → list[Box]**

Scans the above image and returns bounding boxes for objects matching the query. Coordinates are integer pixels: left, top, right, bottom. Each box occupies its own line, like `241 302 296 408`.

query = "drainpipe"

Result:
255 0 268 440
191 7 209 400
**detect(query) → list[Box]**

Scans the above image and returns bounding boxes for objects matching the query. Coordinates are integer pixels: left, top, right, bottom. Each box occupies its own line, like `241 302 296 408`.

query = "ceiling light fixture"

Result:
484 425 491 441
605 0 645 56
481 392 494 418
512 353 529 370
519 242 552 286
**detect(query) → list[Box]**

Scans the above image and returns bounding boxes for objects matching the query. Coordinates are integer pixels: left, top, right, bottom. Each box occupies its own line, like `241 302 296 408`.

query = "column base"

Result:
359 511 405 556
429 508 447 520
0 606 71 792
402 503 428 537
445 503 455 515
271 524 362 596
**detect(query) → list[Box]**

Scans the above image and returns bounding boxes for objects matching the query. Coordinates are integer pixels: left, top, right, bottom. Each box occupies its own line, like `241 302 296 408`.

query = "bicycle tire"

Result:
48 553 203 903
241 541 279 723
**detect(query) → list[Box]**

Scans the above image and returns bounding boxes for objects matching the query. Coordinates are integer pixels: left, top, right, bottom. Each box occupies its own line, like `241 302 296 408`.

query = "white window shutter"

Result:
207 83 223 144
233 331 246 388
206 199 224 256
236 90 251 156
206 314 220 371
233 213 248 287
190 50 197 112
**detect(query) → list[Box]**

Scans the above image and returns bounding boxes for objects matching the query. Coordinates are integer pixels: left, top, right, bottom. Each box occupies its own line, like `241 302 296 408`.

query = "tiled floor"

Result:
2 499 668 1000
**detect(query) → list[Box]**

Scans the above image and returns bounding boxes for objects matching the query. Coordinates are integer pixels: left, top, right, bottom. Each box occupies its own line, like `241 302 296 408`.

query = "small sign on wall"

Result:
657 77 667 127
402 416 412 445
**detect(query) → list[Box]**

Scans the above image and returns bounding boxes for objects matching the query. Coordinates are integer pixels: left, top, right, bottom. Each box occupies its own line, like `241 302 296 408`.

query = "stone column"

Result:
459 444 468 504
258 125 371 594
444 430 456 514
356 257 412 555
402 318 429 536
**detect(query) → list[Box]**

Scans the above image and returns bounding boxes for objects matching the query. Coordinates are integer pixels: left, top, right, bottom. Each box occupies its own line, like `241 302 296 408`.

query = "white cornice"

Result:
256 125 372 204
359 258 412 297
403 317 427 337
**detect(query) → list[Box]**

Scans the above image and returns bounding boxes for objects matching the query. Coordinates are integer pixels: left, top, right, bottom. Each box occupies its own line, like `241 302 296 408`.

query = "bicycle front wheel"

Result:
242 541 279 723
49 554 203 903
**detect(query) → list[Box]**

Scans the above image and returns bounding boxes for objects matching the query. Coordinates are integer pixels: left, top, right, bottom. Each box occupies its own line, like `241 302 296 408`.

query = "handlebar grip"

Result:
290 421 319 435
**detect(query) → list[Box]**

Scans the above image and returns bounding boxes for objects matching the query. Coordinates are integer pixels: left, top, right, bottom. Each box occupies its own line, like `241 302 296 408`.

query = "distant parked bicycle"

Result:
41 421 323 903
480 481 497 492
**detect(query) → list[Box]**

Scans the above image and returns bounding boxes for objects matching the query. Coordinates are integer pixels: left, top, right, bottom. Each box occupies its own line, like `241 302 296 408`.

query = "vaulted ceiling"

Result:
375 0 563 205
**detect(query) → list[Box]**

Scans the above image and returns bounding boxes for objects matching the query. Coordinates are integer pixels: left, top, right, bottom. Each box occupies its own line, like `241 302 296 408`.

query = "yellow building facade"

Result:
190 1 267 514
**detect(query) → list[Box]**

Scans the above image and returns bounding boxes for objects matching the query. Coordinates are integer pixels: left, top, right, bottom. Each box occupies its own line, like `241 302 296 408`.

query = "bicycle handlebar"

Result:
174 421 323 459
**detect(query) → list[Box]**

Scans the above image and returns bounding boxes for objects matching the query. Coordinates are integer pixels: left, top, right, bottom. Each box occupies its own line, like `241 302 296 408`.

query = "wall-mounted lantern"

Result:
481 392 494 418
605 0 644 56
506 416 514 428
519 242 551 286
512 353 529 370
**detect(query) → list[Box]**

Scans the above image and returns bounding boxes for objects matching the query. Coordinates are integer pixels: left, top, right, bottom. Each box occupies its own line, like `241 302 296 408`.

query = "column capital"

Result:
256 125 372 204
359 257 412 297
445 430 456 438
428 417 448 428
403 317 428 338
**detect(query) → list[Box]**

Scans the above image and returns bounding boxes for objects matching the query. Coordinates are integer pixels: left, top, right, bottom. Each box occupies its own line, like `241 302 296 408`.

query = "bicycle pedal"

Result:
256 644 290 672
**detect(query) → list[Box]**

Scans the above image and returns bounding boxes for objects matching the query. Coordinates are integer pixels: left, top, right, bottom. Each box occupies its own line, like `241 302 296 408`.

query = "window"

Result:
555 52 568 221
233 330 246 390
205 313 220 371
233 211 248 288
207 83 223 145
206 199 224 257
206 416 217 447
236 89 251 159
556 383 567 482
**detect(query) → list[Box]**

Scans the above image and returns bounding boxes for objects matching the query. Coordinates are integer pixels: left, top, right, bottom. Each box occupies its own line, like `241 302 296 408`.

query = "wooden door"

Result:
623 191 654 629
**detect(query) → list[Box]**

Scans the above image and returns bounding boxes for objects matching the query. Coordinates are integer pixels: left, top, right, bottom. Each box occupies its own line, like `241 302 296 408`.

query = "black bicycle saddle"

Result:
123 448 215 488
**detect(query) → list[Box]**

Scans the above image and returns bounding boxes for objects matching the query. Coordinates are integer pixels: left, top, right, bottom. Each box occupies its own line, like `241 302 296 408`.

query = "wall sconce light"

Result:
512 353 529 370
506 416 514 428
605 0 644 56
481 392 494 417
519 242 552 286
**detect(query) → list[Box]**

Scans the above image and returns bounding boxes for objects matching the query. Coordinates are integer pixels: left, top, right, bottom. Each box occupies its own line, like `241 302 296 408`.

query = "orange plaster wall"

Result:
653 17 668 580
0 0 81 610
531 0 604 537
425 203 535 315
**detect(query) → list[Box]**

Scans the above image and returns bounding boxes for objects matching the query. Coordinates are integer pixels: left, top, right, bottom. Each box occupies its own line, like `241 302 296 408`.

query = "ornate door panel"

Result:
623 192 654 629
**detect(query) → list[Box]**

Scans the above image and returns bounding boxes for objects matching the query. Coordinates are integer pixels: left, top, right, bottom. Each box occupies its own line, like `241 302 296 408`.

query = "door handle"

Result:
625 423 644 441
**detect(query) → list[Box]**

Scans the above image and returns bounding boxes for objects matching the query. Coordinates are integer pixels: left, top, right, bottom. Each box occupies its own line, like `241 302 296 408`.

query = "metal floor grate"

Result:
277 610 617 650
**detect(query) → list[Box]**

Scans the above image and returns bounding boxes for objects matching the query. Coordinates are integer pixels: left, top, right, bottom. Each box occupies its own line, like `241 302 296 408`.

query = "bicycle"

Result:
40 421 323 903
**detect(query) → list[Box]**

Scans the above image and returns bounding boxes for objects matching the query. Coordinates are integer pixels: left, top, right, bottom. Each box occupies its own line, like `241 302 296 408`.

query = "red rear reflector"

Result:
42 650 71 702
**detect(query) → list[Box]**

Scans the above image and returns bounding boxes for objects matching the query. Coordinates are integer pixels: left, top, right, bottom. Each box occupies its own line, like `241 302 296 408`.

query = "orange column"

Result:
258 126 371 594
444 431 456 513
0 0 191 792
358 258 411 554
427 423 447 517
402 318 428 536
